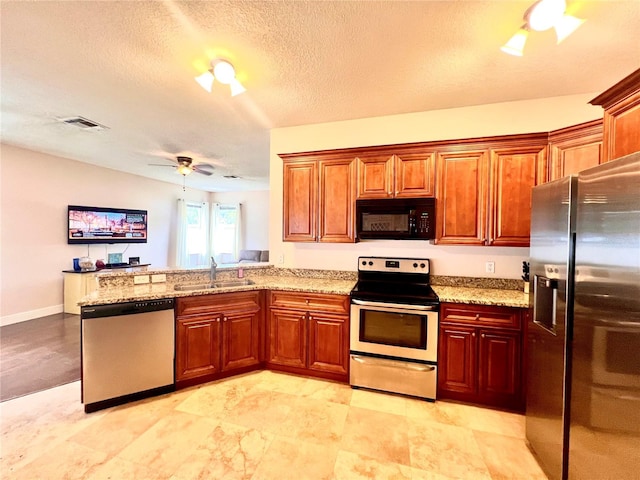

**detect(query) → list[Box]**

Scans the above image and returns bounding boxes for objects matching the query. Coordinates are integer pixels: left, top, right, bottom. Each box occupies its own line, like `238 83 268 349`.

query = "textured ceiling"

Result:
1 1 639 192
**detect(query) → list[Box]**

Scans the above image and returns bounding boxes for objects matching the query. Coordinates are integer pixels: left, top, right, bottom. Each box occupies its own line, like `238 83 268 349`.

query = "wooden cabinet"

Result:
590 68 640 162
438 302 525 411
489 144 547 246
356 149 436 198
281 154 355 243
268 291 349 381
549 120 603 180
436 149 489 245
175 291 261 385
435 136 547 247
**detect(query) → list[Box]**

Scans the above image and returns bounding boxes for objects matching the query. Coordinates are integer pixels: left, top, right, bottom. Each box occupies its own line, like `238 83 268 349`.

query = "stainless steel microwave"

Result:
355 198 436 241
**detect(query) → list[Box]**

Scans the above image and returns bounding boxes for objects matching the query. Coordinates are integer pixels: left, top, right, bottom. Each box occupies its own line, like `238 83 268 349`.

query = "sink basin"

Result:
174 279 255 291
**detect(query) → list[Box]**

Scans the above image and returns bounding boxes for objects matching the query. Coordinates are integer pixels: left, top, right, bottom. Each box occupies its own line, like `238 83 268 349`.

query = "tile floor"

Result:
0 371 547 479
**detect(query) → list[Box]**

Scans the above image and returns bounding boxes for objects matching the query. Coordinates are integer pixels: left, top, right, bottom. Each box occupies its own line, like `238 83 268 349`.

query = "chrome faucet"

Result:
210 257 218 282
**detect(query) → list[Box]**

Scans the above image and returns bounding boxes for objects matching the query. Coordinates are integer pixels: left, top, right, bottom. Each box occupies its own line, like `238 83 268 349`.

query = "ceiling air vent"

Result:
223 175 239 179
59 116 108 131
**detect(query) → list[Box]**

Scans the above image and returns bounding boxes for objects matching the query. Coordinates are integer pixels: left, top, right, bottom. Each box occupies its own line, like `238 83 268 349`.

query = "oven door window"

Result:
359 310 427 349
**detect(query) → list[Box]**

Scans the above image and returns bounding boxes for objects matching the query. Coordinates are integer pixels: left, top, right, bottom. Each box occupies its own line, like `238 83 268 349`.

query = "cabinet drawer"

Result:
440 303 521 330
269 291 350 315
176 291 261 317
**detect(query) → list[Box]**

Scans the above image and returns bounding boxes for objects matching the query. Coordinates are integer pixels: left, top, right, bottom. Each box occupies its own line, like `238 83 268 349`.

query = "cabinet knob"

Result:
216 318 220 323
475 314 480 320
305 299 310 304
309 315 313 320
223 317 228 322
481 333 485 338
472 332 476 337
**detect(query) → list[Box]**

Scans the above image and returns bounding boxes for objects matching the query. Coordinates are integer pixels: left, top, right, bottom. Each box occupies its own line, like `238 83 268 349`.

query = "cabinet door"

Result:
438 325 476 394
176 315 221 381
436 150 488 245
307 313 348 375
318 158 356 242
478 329 521 408
268 309 306 368
549 120 603 180
394 151 436 198
602 91 640 162
356 154 394 198
221 308 261 372
489 145 546 247
283 160 317 242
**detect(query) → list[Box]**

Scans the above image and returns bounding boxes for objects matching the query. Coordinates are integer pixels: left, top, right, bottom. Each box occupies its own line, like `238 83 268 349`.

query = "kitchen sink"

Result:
174 279 255 291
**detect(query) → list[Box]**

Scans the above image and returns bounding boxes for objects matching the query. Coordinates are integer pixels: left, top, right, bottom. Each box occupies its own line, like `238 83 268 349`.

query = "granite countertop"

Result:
79 265 530 309
78 275 357 306
432 285 530 309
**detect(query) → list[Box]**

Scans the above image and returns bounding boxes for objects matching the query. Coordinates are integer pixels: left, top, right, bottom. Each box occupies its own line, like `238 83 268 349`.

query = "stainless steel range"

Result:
349 256 439 400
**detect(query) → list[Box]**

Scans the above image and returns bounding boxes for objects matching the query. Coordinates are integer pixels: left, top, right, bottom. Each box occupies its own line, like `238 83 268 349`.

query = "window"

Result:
176 200 210 268
212 203 242 262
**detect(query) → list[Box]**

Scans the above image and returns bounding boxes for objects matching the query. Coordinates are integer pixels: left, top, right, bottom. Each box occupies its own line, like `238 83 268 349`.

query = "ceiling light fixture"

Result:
195 59 246 96
501 0 585 56
176 164 193 176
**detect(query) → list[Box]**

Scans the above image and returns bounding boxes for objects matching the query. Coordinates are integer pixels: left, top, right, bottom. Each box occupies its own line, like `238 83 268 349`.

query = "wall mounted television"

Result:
68 205 148 244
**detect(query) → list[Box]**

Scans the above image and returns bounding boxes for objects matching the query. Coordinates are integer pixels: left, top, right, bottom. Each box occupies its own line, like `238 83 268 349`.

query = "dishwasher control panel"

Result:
81 298 175 318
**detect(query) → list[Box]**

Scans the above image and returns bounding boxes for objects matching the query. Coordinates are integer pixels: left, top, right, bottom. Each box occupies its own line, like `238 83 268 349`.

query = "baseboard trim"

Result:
1 304 64 327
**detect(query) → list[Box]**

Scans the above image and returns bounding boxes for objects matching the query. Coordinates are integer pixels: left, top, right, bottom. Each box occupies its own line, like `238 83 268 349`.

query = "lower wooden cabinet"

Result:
438 303 524 411
268 291 349 381
175 291 261 384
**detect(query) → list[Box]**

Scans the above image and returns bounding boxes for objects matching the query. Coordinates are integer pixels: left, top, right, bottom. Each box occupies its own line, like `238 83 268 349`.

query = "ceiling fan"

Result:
149 156 214 176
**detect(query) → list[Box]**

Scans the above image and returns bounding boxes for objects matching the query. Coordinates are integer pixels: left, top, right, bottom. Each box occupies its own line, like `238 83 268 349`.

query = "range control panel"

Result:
357 256 430 275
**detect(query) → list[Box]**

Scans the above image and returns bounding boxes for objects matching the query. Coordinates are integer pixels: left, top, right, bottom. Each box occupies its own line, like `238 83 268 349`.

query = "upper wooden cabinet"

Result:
548 120 603 180
356 149 436 198
436 135 547 247
590 68 640 162
436 149 489 245
281 154 356 243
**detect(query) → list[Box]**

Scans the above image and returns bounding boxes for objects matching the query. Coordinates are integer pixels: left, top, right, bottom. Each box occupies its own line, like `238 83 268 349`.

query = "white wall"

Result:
270 93 603 277
211 190 270 251
0 144 208 324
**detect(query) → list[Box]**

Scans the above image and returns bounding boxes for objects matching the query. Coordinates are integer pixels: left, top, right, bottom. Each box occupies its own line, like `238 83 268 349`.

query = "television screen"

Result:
68 205 148 244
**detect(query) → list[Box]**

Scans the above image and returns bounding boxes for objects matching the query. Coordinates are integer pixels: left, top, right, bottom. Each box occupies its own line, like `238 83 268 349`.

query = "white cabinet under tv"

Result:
63 271 99 314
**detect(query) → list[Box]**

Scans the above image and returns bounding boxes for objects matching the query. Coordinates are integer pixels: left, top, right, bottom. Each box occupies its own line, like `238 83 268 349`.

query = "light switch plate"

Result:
133 275 150 285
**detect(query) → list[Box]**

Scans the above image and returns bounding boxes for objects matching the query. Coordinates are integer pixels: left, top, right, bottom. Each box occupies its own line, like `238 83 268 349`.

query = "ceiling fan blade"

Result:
148 163 176 167
193 167 214 176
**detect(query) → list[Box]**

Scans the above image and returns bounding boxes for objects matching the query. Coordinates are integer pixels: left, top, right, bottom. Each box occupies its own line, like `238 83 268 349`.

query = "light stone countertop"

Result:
78 275 357 306
79 265 529 309
432 285 530 309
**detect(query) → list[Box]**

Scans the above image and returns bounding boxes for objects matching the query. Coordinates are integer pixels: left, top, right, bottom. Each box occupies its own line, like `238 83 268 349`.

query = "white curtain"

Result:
211 203 242 261
175 199 189 267
176 199 210 268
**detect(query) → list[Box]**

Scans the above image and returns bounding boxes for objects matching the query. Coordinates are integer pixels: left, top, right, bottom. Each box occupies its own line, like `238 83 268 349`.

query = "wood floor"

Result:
0 313 80 402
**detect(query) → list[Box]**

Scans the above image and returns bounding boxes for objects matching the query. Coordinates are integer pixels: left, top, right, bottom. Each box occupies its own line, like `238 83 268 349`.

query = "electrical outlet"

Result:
485 261 495 274
151 274 166 283
278 254 284 264
133 275 150 285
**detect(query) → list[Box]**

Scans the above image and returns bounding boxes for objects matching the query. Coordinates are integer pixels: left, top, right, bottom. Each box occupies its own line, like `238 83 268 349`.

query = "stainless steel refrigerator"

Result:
526 151 640 480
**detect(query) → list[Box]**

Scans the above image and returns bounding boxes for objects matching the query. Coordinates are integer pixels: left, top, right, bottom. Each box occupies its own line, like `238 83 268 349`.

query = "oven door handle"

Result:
351 299 437 312
351 354 436 372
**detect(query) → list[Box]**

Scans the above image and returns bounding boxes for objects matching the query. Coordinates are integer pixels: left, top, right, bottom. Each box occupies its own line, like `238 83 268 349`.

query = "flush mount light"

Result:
195 59 246 96
501 0 585 56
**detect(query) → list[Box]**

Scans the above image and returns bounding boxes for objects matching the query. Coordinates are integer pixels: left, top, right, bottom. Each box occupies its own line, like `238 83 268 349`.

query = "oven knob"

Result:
368 261 373 266
413 263 418 268
420 263 426 268
362 260 366 266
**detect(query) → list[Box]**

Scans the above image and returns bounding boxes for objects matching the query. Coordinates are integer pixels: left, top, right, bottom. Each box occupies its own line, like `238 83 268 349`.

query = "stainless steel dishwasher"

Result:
81 298 175 413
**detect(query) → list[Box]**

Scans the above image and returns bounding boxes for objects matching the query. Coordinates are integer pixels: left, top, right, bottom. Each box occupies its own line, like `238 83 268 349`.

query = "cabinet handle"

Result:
223 317 228 322
309 315 313 320
475 314 480 320
472 332 476 337
216 318 220 323
305 299 310 304
481 333 485 338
